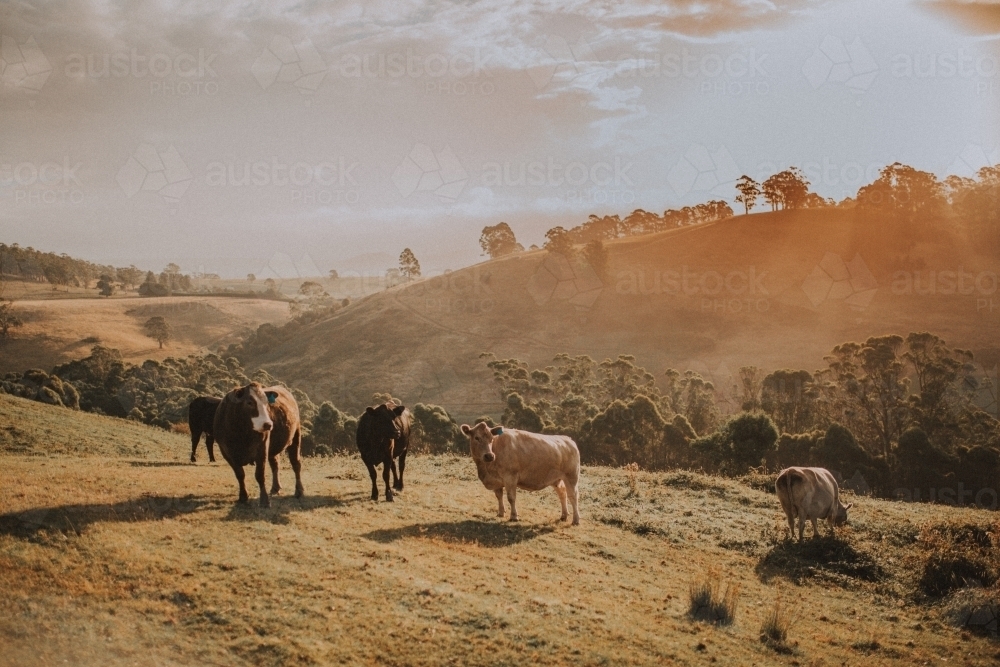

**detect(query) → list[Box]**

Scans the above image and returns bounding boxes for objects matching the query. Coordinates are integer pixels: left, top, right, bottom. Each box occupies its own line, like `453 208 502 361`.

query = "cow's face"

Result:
834 501 853 526
234 383 276 434
461 422 504 463
366 403 405 442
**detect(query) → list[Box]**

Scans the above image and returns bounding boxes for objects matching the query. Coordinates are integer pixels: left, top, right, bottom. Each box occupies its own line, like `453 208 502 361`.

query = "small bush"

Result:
759 597 793 653
918 521 999 597
170 422 191 435
688 569 740 625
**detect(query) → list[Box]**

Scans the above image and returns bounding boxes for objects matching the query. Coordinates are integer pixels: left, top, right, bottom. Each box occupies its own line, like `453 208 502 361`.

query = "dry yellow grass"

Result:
0 296 290 374
1 394 997 666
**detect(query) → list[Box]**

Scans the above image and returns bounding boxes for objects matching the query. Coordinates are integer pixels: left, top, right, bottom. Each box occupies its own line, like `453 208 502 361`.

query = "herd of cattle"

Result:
187 382 850 537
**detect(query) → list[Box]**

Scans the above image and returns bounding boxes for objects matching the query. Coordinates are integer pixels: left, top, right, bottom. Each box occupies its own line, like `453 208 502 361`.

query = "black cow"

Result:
188 396 222 463
356 402 411 502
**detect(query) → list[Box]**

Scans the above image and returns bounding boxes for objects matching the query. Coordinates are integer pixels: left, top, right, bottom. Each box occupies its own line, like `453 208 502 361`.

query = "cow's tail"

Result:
777 468 802 497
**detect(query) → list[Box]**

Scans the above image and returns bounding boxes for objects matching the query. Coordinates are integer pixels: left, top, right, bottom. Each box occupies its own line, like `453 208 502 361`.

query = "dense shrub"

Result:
0 368 80 409
410 403 464 454
694 412 778 475
918 522 999 597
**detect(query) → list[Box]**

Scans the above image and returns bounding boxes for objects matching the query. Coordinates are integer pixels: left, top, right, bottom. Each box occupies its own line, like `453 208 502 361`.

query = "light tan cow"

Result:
460 422 581 525
775 466 852 541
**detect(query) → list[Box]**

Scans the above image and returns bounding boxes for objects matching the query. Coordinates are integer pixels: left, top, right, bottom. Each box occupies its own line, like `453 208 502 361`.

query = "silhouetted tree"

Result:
0 300 24 339
399 248 421 279
479 222 522 258
96 274 116 297
544 226 575 256
735 175 761 215
582 239 609 282
143 316 171 349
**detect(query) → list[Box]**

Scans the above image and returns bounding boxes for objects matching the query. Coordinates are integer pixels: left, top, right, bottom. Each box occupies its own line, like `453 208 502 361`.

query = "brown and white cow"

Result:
775 466 852 541
460 422 580 525
213 382 303 507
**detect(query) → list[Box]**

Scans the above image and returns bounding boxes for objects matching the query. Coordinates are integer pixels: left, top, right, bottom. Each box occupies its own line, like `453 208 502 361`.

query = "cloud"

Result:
919 0 1000 36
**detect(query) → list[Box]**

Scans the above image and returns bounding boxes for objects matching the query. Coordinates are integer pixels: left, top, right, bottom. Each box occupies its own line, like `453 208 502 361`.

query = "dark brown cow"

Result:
188 396 221 463
213 382 303 507
355 402 411 502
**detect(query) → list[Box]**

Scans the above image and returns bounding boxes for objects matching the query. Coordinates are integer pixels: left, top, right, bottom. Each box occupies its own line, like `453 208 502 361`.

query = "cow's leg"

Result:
206 434 216 463
366 462 379 501
256 447 270 508
231 463 249 504
389 458 399 489
495 489 505 518
566 469 581 525
383 454 394 502
506 485 518 522
554 481 569 521
394 450 407 492
190 429 201 463
811 518 820 539
288 428 304 499
782 505 796 540
269 455 281 495
796 511 806 542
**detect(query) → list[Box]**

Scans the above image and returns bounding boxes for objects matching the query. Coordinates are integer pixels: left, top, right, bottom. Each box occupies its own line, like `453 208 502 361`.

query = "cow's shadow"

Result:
0 492 359 536
0 494 226 538
223 493 357 524
755 536 885 585
363 519 556 548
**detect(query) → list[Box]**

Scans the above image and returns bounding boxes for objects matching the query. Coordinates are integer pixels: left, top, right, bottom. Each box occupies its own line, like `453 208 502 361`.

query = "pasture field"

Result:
0 295 290 375
1 393 997 666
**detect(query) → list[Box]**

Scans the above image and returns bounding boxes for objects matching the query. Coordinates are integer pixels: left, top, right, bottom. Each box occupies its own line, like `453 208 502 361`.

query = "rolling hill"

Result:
242 208 1000 418
1 392 997 665
0 295 290 376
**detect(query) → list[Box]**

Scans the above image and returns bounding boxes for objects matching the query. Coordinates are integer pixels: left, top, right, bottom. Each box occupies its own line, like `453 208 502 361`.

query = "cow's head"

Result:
233 382 277 434
460 422 504 463
365 403 406 442
834 500 853 526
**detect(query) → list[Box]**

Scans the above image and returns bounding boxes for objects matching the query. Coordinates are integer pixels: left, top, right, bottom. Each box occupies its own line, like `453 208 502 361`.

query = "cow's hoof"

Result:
209 458 216 463
294 486 304 499
259 496 270 509
270 486 281 495
560 514 569 521
393 483 403 491
237 496 249 504
190 456 196 463
371 493 379 502
509 516 519 522
572 517 580 526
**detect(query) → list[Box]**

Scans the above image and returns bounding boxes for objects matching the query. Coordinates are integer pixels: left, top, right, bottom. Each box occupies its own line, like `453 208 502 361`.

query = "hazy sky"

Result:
1 0 998 278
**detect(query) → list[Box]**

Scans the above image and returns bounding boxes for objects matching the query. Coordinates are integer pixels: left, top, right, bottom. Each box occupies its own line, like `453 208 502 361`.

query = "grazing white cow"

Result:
460 422 581 525
775 466 852 541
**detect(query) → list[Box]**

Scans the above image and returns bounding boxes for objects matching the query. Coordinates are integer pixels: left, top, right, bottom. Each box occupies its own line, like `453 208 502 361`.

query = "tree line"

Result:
481 332 999 505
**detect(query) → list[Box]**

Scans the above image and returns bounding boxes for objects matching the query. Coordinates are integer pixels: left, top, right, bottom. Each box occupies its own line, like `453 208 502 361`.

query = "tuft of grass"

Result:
759 596 794 653
918 521 999 597
170 422 191 435
688 568 740 625
622 462 640 497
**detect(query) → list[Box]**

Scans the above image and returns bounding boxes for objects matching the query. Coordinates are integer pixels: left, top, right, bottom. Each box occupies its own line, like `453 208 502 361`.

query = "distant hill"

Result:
241 208 1000 419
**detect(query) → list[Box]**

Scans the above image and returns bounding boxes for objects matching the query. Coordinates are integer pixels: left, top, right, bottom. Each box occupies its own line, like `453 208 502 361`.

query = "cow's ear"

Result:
235 386 245 398
460 424 472 435
392 405 405 416
366 406 375 414
490 426 504 436
265 391 278 405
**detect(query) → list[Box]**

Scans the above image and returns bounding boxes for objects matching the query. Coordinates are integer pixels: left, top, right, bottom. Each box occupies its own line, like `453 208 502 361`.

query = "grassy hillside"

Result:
242 208 1000 417
0 296 290 375
1 393 997 665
